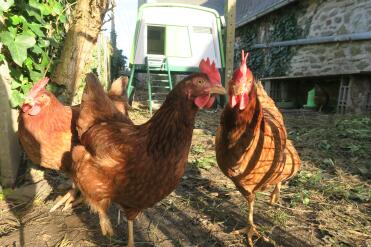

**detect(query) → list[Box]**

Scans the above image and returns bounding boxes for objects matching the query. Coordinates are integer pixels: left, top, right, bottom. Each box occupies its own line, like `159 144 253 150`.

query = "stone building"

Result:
235 0 371 113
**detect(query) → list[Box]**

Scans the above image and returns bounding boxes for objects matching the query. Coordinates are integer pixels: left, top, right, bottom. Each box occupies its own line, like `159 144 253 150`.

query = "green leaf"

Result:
10 89 24 107
0 31 14 45
21 82 32 94
30 70 43 82
52 2 63 16
32 45 43 54
28 22 45 37
59 14 67 24
38 39 50 48
7 26 17 35
0 32 36 66
10 15 25 25
10 80 21 89
25 5 43 23
24 57 34 71
0 54 4 62
0 0 14 13
302 197 310 205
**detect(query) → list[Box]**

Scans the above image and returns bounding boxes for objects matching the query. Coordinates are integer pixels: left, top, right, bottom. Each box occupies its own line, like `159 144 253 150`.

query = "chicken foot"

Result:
98 209 114 236
49 185 81 212
231 194 269 246
127 219 135 247
269 182 281 205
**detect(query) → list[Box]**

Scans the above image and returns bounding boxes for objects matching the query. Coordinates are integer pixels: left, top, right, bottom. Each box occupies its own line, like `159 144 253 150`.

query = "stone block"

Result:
356 61 369 70
0 64 21 187
335 16 343 23
350 46 362 56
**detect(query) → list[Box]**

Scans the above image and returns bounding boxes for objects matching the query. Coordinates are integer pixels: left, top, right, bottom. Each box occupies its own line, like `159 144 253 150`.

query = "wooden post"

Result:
0 63 21 187
224 0 236 90
52 0 110 103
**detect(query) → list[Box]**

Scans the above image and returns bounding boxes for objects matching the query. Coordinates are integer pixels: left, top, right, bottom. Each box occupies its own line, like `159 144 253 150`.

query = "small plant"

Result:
319 140 331 151
291 190 311 206
0 0 72 108
271 209 290 226
191 144 206 155
193 156 216 170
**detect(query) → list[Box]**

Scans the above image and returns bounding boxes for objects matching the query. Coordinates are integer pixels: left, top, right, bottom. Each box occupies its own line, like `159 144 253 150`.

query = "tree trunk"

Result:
52 0 110 103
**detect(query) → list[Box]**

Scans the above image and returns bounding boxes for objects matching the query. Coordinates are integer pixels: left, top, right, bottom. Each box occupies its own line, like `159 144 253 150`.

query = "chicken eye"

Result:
197 79 204 85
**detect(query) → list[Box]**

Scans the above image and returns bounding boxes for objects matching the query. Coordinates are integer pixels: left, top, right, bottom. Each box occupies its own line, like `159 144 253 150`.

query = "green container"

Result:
304 88 316 108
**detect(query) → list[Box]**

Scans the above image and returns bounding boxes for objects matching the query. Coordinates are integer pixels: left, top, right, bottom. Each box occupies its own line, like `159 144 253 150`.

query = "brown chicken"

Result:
71 60 225 247
215 51 301 246
18 76 129 211
314 83 329 112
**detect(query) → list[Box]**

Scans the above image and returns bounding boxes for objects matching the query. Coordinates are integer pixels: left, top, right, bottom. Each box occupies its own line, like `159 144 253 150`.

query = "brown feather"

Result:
18 76 130 174
71 73 213 222
215 81 301 196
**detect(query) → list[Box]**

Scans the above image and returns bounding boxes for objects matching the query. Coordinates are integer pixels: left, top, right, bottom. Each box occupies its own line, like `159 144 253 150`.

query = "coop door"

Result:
165 26 192 57
147 26 165 55
190 26 216 63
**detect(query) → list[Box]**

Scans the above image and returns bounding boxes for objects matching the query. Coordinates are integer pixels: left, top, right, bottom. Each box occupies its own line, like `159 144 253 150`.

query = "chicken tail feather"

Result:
77 73 129 138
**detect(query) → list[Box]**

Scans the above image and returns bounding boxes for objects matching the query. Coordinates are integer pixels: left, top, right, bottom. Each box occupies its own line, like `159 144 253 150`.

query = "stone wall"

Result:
288 0 371 76
0 63 21 187
236 0 371 78
347 75 371 114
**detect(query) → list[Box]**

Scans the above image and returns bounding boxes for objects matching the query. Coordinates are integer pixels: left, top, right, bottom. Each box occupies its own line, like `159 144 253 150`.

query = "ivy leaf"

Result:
7 26 17 35
24 57 34 71
52 2 63 16
38 39 50 48
0 31 14 44
21 82 32 94
59 14 67 24
0 0 14 13
25 4 43 23
0 32 36 66
27 22 45 37
10 89 24 107
30 70 43 82
10 15 26 25
10 80 21 89
32 45 43 54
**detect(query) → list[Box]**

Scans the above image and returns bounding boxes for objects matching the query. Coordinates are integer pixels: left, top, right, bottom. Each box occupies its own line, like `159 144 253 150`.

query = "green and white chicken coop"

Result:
127 3 225 114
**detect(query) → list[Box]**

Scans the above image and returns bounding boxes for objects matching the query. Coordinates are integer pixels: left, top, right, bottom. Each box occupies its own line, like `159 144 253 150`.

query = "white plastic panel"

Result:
134 6 222 69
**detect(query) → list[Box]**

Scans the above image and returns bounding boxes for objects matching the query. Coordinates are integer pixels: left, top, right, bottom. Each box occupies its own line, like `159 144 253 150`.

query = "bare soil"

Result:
1 94 370 247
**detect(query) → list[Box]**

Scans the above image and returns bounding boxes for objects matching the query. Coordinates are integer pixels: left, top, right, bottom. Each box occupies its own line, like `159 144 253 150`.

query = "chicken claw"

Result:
98 211 114 236
231 226 269 246
49 187 80 212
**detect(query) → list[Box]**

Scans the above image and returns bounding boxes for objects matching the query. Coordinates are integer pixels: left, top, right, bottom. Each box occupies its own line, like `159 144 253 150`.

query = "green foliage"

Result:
290 169 371 203
193 156 216 170
0 0 73 108
111 48 128 79
190 144 216 170
235 2 307 78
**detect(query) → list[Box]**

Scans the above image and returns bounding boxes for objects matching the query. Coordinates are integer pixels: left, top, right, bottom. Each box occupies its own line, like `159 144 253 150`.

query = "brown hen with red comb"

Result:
215 50 301 246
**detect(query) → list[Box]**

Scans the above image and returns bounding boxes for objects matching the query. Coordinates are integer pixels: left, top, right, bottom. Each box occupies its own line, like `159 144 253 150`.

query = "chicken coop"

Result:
127 3 225 114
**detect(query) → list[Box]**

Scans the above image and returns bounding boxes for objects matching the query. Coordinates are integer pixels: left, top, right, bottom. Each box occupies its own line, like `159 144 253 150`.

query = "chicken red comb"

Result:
232 50 253 83
199 58 221 85
27 77 49 98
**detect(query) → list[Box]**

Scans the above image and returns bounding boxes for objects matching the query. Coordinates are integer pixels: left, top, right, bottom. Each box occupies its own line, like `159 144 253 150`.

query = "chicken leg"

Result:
98 209 114 236
232 194 268 246
269 182 281 205
127 219 135 247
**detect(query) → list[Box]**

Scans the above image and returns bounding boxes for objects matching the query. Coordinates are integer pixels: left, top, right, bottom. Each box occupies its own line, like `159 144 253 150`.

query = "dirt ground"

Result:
0 94 370 247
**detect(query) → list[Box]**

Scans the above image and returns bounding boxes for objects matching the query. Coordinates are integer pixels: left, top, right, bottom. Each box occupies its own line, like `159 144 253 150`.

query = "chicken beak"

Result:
209 85 226 95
